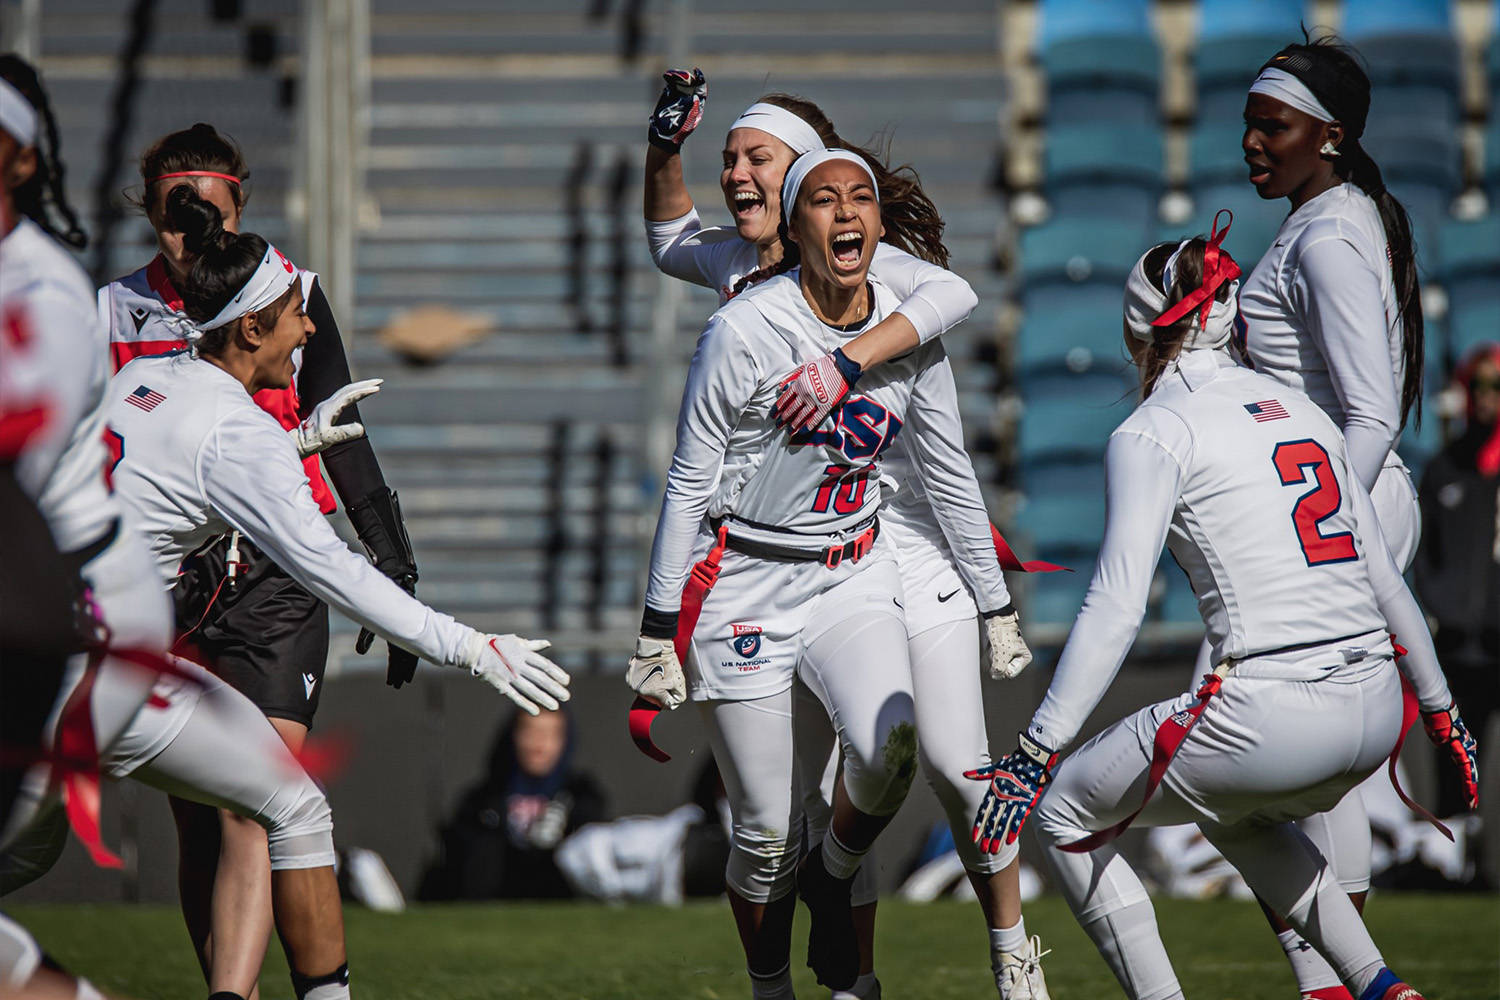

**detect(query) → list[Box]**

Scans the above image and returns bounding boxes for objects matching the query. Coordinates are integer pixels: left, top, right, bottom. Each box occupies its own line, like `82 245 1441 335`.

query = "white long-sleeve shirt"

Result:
644 272 1005 613
0 219 122 552
645 209 1007 611
1027 349 1451 752
102 352 474 667
1239 183 1404 491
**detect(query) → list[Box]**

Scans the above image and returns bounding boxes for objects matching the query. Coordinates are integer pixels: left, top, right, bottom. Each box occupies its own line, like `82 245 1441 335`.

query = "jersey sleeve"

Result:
643 314 762 613
1290 233 1402 491
868 243 979 345
646 208 743 292
1027 412 1191 750
197 409 472 666
1347 463 1453 711
901 345 1011 612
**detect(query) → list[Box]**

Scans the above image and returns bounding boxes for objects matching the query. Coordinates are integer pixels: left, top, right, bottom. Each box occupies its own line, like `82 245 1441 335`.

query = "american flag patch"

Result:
125 385 166 412
1244 399 1288 422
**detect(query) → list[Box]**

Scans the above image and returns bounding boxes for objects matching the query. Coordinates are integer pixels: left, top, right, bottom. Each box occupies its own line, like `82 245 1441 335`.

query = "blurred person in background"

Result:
95 122 419 1000
1416 343 1500 826
644 71 1045 1000
420 708 604 901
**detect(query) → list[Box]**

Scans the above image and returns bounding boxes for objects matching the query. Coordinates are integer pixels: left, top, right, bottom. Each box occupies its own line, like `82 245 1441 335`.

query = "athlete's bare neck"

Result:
757 238 784 272
201 349 263 397
799 272 870 327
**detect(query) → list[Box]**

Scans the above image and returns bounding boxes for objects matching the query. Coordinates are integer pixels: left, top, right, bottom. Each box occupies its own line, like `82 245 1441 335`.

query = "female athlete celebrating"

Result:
96 124 417 997
1233 41 1428 997
645 76 1045 998
100 194 570 1000
629 148 1023 1000
967 230 1478 1000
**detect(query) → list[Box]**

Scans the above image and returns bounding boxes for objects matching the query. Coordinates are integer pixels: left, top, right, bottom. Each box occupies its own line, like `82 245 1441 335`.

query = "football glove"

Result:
291 378 382 458
981 604 1032 680
627 634 686 710
774 348 862 431
460 632 571 715
1423 702 1480 811
345 487 422 689
647 67 707 152
966 732 1058 853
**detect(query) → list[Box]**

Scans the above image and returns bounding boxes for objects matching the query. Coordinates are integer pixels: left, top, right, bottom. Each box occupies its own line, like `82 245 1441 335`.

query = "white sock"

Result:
990 918 1028 966
749 962 795 1000
1278 927 1343 991
832 972 880 1000
294 963 351 1000
821 830 866 880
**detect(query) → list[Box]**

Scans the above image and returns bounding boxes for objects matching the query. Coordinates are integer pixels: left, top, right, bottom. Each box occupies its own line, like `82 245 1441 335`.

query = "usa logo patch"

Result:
732 633 761 658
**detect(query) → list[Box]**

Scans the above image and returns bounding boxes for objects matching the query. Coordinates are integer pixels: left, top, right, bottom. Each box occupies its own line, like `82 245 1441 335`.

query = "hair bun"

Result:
164 184 227 255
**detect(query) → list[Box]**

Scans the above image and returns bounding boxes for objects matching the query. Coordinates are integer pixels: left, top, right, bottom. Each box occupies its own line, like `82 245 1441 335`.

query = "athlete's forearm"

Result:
838 312 920 372
644 146 694 223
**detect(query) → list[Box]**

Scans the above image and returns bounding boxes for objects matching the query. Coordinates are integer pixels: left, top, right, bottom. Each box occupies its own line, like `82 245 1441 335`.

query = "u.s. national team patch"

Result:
125 385 166 412
731 633 761 658
1244 399 1288 422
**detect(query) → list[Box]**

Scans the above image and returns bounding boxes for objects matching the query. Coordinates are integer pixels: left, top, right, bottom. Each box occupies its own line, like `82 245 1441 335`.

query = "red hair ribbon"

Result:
1151 209 1241 332
149 170 242 186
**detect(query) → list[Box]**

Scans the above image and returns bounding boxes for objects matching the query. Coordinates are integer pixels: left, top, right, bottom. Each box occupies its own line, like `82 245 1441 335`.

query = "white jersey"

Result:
102 352 473 667
647 273 1002 613
645 210 1008 616
1239 183 1404 491
0 219 117 551
1028 349 1451 751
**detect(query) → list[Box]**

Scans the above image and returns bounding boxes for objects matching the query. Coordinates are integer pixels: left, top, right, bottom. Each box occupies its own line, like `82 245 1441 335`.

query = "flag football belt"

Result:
713 514 879 569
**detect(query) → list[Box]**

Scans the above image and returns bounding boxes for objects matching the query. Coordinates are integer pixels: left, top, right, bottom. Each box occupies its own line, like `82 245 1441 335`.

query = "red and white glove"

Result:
460 632 571 715
1423 702 1480 811
774 347 862 431
647 68 707 152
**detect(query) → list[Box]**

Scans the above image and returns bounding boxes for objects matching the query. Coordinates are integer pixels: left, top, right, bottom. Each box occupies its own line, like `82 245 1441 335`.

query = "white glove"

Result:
982 608 1032 680
291 378 383 458
459 631 572 714
627 634 686 710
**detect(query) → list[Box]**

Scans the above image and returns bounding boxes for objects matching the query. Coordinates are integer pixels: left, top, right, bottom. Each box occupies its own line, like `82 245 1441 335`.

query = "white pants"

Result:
701 599 917 904
1035 659 1403 999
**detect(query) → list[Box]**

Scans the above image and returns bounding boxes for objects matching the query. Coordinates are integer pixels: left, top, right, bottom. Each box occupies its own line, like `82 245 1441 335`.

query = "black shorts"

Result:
173 534 330 728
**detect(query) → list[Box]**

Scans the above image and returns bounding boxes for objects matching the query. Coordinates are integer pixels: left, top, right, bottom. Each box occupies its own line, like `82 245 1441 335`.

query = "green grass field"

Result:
11 895 1499 999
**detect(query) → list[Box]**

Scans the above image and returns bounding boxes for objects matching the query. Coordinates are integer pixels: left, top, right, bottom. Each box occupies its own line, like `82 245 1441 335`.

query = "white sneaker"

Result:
995 936 1051 1000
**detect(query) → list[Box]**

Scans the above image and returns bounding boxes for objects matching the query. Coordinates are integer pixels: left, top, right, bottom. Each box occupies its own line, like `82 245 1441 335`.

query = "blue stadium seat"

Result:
1038 1 1158 125
1436 216 1500 358
1486 124 1500 204
1019 461 1106 552
1180 185 1283 270
1341 0 1452 39
1021 554 1093 625
1018 370 1136 464
1449 291 1500 358
1015 291 1131 376
1044 124 1163 228
1158 563 1201 624
1038 0 1150 47
1196 0 1306 42
1018 218 1153 288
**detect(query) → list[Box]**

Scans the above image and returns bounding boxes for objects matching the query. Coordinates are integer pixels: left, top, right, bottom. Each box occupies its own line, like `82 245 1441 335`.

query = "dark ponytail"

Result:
0 54 87 249
170 188 284 357
727 92 950 297
1261 40 1424 428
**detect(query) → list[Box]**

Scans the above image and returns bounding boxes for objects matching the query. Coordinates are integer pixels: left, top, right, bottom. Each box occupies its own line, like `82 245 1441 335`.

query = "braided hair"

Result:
728 93 950 297
0 54 87 249
166 186 289 357
1260 39 1424 428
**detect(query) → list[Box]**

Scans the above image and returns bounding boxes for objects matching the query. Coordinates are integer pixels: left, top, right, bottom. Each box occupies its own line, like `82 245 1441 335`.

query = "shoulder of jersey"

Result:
1 220 94 305
712 271 798 322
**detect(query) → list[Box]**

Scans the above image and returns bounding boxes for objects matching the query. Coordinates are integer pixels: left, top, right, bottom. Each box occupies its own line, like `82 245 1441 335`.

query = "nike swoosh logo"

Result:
892 598 904 610
642 664 664 683
937 589 960 603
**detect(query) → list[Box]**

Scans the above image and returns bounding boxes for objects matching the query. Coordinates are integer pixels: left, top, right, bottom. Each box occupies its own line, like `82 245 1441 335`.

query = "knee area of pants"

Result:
847 720 919 816
1030 793 1077 846
726 836 797 904
0 915 41 988
265 781 335 870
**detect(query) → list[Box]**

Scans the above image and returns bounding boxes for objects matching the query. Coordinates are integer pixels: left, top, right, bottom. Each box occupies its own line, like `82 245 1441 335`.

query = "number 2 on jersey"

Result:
1271 439 1358 566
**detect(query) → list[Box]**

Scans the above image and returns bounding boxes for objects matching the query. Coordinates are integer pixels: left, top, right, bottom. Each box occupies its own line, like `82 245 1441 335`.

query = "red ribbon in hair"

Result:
1151 210 1241 332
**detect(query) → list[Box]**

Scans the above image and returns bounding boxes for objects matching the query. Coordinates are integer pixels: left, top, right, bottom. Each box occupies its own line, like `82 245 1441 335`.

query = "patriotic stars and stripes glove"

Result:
1422 702 1480 811
647 67 708 152
966 732 1058 854
774 347 863 431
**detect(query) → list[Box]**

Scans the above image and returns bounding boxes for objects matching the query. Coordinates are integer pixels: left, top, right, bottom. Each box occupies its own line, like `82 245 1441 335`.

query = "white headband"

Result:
198 242 299 332
1123 245 1240 352
0 78 37 147
729 102 823 156
1248 67 1333 123
781 149 880 216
